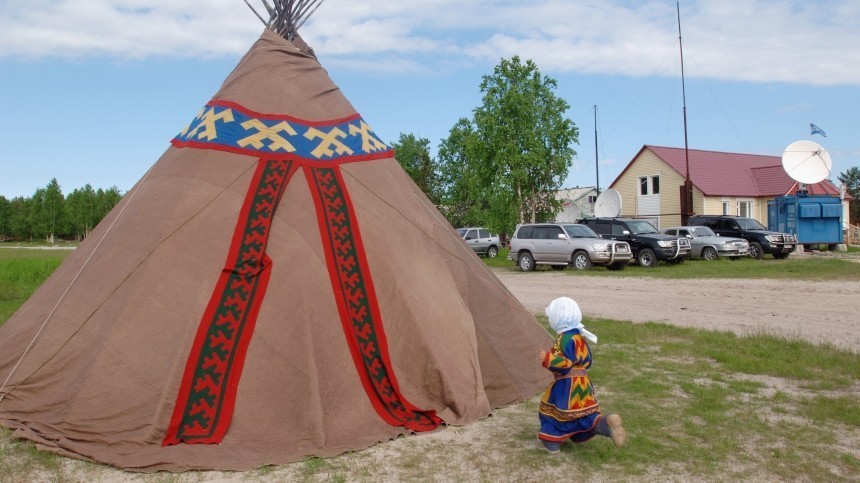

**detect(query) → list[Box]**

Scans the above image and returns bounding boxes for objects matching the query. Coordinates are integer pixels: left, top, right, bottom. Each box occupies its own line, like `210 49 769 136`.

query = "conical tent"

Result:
0 4 551 472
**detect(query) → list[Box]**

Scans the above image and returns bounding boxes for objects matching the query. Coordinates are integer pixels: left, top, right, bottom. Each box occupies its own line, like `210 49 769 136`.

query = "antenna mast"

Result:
677 0 693 224
594 105 600 193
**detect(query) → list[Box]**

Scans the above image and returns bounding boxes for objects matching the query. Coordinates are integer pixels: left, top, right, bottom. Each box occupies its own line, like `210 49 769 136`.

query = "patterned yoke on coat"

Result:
538 329 602 443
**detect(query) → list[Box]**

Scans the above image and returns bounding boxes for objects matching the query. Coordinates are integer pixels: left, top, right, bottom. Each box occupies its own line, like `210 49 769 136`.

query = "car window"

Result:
611 223 626 236
626 220 658 234
678 229 690 237
517 226 534 239
547 226 565 239
478 229 489 238
464 229 476 240
563 224 598 238
718 219 736 230
736 218 766 230
692 226 714 237
456 228 467 237
664 229 677 236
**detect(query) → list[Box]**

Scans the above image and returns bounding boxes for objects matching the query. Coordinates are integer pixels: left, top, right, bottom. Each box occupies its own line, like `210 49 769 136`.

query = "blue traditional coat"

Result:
538 328 601 442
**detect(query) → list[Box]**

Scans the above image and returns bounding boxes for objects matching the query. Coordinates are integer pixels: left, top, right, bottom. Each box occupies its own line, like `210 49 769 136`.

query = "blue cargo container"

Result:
768 194 843 245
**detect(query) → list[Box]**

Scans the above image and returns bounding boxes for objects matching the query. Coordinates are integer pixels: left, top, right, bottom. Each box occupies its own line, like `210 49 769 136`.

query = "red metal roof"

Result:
616 145 848 198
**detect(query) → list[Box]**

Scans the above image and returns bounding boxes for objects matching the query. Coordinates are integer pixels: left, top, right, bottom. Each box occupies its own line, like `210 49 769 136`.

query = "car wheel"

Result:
518 252 535 272
572 251 593 271
606 262 627 271
702 247 718 260
749 242 764 260
487 246 498 258
637 249 657 268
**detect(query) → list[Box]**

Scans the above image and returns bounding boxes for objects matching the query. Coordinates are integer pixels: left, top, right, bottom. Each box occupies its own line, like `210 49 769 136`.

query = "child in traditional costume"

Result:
537 297 626 453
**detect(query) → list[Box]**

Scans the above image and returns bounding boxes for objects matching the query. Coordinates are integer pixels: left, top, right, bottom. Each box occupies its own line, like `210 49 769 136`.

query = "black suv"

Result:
577 217 691 267
688 215 796 260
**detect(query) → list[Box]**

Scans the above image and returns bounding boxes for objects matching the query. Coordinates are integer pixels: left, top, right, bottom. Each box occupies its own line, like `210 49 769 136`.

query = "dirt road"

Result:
494 270 860 353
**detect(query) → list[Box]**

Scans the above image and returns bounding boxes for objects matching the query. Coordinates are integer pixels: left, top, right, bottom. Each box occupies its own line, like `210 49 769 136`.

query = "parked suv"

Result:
688 215 796 259
508 223 632 271
576 217 691 267
456 227 500 258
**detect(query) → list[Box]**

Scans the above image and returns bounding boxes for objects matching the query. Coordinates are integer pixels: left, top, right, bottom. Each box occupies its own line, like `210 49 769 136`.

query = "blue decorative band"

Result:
173 100 391 162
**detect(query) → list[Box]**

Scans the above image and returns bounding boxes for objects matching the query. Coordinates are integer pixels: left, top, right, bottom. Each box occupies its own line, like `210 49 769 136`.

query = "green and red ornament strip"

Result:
306 166 440 431
163 159 298 445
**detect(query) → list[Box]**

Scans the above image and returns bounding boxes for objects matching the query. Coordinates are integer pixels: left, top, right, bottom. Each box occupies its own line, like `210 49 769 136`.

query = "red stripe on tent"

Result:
305 165 441 432
163 159 299 445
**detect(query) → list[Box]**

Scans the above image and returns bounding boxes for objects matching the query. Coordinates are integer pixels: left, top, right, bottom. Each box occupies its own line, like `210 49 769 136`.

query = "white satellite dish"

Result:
781 140 832 184
594 189 622 217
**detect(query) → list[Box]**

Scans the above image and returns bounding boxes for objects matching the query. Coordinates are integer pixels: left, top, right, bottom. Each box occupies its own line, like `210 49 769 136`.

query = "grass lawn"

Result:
1 245 858 481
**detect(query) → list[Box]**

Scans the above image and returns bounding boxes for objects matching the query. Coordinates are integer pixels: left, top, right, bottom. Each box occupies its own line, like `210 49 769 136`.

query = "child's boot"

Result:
537 439 561 453
595 413 627 447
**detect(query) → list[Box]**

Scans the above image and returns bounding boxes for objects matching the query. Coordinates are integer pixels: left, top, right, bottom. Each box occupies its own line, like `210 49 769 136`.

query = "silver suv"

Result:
457 227 501 258
508 223 632 271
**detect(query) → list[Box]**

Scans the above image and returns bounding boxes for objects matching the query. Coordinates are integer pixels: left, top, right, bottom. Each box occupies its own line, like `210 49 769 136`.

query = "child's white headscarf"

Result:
545 297 597 343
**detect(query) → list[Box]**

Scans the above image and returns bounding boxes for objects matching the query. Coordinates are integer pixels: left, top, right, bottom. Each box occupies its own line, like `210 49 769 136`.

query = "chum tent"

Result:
0 1 552 472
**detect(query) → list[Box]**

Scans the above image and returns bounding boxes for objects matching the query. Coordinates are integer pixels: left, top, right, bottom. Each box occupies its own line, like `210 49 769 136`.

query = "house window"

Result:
722 199 731 215
638 175 660 195
737 200 753 217
587 195 597 203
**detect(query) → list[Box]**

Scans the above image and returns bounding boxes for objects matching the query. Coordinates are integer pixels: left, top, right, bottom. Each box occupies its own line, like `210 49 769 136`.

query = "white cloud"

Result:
2 0 859 85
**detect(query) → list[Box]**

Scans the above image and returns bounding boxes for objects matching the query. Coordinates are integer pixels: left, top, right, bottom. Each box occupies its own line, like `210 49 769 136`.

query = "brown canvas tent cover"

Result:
0 7 552 472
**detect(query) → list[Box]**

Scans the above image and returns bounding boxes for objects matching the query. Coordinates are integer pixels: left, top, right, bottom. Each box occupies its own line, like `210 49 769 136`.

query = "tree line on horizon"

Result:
0 179 123 243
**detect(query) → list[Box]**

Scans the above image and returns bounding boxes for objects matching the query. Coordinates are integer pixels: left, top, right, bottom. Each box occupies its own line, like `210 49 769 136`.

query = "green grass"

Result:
492 251 860 280
1 246 858 481
0 248 71 326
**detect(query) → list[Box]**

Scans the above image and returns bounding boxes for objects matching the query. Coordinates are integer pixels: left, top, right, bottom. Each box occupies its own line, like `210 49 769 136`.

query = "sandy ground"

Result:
494 268 860 353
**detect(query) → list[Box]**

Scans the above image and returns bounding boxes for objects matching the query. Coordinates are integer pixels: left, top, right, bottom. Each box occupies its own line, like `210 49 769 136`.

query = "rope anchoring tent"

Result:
243 0 325 40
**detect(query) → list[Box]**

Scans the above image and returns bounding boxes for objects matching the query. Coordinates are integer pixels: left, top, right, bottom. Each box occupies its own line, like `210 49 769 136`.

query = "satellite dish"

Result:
594 189 622 217
782 140 832 184
558 204 582 223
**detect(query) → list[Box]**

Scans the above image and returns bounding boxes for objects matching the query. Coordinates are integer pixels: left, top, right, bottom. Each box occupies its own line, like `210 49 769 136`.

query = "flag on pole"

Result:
810 123 827 137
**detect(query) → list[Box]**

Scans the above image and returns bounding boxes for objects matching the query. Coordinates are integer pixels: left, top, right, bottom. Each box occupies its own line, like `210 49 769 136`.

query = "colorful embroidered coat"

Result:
538 328 601 442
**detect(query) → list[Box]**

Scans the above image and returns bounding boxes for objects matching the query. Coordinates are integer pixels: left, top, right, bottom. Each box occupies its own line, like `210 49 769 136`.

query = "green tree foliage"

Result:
0 196 9 240
391 133 441 204
0 181 123 242
8 197 33 240
30 179 67 243
474 56 577 229
66 184 99 240
838 166 860 224
438 118 482 228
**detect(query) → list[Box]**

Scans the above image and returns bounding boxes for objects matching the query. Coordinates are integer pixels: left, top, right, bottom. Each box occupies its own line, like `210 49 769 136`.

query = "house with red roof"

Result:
608 145 850 229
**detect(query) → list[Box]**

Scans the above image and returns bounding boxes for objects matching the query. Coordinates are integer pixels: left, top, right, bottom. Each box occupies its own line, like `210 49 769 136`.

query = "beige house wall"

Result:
700 195 773 226
611 148 688 228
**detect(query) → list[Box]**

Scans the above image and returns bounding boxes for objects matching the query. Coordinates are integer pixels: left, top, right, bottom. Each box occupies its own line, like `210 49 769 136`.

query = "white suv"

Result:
508 223 632 271
456 227 501 258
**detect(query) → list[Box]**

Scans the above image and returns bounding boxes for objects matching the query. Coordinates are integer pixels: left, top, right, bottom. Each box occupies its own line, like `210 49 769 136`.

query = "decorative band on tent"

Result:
307 166 441 431
164 159 299 445
172 100 393 163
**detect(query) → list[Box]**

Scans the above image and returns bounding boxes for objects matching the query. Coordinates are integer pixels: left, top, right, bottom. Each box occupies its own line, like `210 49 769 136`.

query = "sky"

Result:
1 0 859 199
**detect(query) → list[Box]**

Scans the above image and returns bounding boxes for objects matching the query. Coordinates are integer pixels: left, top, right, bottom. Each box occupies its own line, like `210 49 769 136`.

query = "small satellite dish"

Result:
563 206 582 223
782 140 832 184
594 189 622 217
